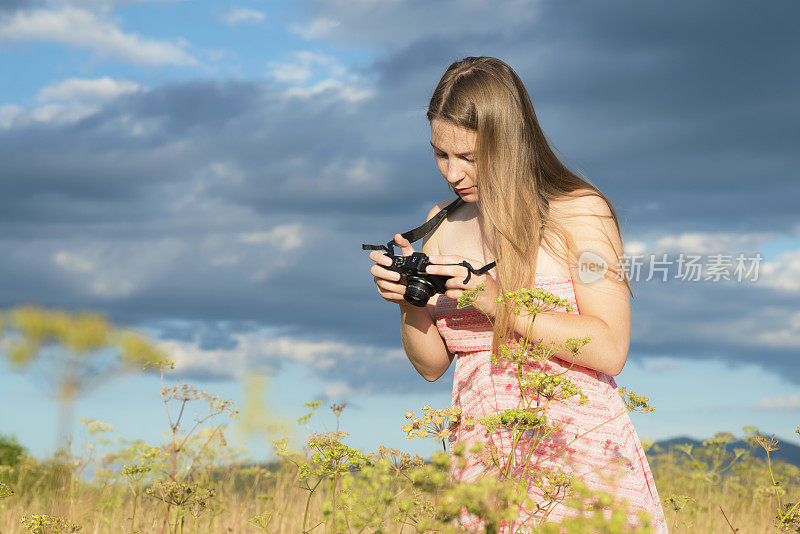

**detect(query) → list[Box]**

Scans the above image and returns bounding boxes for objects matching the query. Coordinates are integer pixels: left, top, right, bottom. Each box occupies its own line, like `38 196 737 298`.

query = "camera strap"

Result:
362 197 497 283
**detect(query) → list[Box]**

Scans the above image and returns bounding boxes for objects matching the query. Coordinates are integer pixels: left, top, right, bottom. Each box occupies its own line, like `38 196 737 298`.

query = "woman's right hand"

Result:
369 233 417 305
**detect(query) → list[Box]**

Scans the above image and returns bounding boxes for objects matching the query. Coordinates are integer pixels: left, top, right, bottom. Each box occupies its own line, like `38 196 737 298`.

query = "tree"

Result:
0 433 26 467
0 305 171 454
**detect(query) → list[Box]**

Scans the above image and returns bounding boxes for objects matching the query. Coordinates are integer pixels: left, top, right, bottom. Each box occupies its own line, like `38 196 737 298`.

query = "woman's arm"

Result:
398 200 457 382
505 195 631 376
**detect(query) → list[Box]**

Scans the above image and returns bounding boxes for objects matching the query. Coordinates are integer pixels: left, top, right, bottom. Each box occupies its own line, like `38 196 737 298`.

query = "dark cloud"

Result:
360 0 800 233
0 0 798 390
0 0 43 12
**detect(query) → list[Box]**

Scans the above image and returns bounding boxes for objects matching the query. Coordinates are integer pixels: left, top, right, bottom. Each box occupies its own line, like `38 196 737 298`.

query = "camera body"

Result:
363 197 494 307
383 251 451 307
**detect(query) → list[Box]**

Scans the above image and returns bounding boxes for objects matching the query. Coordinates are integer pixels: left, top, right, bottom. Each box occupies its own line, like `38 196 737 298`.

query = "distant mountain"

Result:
650 435 800 468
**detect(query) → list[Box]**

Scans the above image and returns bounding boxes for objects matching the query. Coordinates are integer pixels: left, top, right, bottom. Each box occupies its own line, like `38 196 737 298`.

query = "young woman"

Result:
369 57 668 533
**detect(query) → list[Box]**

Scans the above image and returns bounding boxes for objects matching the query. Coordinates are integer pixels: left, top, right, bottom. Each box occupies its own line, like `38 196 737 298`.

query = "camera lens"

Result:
404 275 436 307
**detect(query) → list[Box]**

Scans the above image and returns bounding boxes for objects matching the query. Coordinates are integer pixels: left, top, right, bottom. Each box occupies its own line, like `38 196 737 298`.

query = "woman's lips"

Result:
456 186 475 193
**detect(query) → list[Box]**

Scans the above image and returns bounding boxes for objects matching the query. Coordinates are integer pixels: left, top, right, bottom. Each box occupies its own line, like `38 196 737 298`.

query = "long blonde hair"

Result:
427 56 632 357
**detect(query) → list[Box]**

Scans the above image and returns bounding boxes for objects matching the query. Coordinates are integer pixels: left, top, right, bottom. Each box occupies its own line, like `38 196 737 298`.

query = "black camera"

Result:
382 251 452 307
362 197 497 307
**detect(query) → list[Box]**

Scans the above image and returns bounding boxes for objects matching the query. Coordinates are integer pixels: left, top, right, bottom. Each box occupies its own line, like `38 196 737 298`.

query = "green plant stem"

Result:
302 478 323 533
765 449 783 510
331 470 337 534
535 493 568 526
518 399 552 480
775 499 800 533
502 429 523 479
129 483 139 533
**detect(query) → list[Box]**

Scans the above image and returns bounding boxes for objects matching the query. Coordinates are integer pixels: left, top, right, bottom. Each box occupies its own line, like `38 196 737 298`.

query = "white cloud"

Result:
267 51 373 103
283 78 374 103
622 231 776 260
324 381 354 399
618 230 800 287
289 17 340 40
622 240 647 257
268 62 313 84
279 156 388 196
54 251 95 273
238 224 304 251
0 105 23 128
0 5 196 66
91 279 137 298
267 51 345 79
759 249 800 292
285 0 542 49
157 330 406 388
45 238 188 299
36 76 141 102
755 395 800 411
1 77 145 129
221 7 266 26
12 223 311 301
0 102 101 128
750 311 800 349
651 231 769 256
62 0 187 10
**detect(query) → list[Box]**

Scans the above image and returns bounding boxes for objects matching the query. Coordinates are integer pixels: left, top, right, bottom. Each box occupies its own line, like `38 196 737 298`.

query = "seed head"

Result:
753 432 781 452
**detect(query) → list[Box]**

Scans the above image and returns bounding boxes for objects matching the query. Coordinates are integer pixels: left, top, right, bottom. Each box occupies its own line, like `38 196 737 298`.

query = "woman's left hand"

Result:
425 254 500 316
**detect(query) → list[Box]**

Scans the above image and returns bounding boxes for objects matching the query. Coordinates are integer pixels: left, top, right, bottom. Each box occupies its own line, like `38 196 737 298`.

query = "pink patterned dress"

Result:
432 272 668 533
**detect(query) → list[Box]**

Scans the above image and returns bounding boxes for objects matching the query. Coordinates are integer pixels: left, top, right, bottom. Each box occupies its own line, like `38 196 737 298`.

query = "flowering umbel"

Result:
402 405 477 443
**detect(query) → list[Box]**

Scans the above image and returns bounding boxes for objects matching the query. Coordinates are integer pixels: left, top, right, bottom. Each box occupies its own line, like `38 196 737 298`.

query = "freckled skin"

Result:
369 119 486 305
422 119 503 305
430 118 479 201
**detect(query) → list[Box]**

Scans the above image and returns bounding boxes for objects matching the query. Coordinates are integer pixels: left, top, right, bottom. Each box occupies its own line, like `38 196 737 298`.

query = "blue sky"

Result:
1 0 799 463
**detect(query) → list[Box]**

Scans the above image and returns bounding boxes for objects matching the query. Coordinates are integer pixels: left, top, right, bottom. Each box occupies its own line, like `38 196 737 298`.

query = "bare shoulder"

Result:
550 190 624 275
427 197 460 220
422 197 459 256
550 190 613 219
550 191 617 237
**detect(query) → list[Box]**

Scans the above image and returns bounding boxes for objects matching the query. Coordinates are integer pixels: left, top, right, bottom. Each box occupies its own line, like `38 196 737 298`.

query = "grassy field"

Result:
1 307 799 533
1 401 798 534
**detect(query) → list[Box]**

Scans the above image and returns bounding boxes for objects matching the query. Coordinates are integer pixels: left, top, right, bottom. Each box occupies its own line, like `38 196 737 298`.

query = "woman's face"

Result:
430 118 478 201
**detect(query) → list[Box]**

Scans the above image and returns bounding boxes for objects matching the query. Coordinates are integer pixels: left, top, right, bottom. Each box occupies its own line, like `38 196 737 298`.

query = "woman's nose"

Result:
446 161 465 182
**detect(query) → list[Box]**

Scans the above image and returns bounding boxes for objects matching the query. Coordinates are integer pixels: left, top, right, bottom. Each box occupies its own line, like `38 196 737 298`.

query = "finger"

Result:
370 250 392 266
394 233 415 257
377 279 407 295
376 284 403 303
425 264 469 280
446 276 469 290
446 289 464 299
371 264 400 281
374 274 395 292
431 254 476 266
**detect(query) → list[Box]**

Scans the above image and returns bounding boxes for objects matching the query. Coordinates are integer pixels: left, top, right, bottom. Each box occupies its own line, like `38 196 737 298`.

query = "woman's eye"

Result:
434 151 473 163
